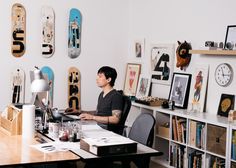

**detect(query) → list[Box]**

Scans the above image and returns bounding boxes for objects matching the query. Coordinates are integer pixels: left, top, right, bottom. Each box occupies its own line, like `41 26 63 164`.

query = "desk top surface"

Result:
0 129 79 166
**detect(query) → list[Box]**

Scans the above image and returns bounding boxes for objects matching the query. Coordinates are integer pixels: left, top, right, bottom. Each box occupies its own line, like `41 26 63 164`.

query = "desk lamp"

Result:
31 67 50 132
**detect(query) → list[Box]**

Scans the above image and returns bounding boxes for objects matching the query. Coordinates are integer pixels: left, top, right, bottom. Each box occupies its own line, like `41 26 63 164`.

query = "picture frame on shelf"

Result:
168 73 191 109
217 94 235 117
123 63 141 96
187 64 209 113
150 43 174 85
135 74 151 99
224 25 236 50
134 39 145 58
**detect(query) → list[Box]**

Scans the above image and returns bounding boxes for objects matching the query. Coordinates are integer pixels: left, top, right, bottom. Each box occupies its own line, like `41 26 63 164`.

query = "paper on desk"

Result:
31 141 80 153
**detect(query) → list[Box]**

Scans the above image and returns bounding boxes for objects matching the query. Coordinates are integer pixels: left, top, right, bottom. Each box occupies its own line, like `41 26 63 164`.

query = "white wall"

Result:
128 0 236 114
0 0 129 110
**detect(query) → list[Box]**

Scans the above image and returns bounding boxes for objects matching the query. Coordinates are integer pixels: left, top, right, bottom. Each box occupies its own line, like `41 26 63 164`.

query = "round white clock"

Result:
215 63 233 87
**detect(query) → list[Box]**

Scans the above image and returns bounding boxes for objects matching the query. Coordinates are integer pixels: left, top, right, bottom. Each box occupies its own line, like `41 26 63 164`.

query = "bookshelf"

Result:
127 102 231 168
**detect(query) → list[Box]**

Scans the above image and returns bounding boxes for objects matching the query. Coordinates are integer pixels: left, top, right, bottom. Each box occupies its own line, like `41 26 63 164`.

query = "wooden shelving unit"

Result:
189 50 236 56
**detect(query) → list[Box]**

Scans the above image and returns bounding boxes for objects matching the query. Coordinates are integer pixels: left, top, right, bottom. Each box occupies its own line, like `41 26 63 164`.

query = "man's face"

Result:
96 73 110 88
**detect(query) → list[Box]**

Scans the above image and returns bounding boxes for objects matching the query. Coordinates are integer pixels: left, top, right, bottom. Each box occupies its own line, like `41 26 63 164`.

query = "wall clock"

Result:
215 63 233 87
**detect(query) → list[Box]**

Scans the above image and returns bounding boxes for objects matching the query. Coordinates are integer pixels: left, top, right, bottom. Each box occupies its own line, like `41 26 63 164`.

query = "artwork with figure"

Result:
151 44 174 85
136 75 151 98
134 39 145 58
169 73 191 108
188 64 208 112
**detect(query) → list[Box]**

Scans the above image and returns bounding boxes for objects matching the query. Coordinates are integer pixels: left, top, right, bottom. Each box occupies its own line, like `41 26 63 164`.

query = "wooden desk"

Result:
0 130 79 167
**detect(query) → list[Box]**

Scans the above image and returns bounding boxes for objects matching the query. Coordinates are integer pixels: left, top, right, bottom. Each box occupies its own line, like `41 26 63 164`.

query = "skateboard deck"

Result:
11 68 25 104
68 67 81 111
11 3 26 57
41 66 54 108
68 8 82 59
41 6 55 57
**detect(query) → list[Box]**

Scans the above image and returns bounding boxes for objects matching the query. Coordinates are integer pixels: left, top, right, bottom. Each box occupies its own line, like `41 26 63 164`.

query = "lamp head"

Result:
31 67 50 93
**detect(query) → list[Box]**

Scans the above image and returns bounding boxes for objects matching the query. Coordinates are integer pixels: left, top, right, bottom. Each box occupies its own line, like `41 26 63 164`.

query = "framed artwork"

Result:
188 64 209 113
168 73 192 109
151 43 174 85
135 74 151 99
134 39 145 58
217 94 235 117
224 25 236 49
123 63 141 96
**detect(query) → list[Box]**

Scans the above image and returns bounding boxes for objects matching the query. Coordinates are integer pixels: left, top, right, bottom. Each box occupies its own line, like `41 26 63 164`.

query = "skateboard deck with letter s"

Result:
68 8 82 59
41 6 55 58
11 67 25 104
11 3 26 57
41 66 54 108
68 67 81 111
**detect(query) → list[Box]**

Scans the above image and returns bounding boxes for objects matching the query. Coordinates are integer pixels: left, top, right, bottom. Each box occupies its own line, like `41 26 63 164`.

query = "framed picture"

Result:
217 94 235 117
187 64 209 113
134 39 145 58
123 63 141 96
135 74 151 99
168 73 192 109
224 25 236 49
150 43 174 85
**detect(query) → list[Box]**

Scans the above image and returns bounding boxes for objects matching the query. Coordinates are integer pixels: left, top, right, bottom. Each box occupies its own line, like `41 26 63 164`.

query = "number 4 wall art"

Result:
150 43 175 85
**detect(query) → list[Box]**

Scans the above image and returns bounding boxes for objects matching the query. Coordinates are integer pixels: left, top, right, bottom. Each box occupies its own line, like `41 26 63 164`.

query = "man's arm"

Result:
79 109 121 124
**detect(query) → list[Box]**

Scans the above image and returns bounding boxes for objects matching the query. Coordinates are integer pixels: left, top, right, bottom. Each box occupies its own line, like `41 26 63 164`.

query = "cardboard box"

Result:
157 125 169 139
0 105 22 135
206 124 226 156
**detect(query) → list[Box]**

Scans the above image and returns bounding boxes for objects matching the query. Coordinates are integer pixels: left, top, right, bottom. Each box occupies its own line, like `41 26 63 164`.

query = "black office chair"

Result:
108 90 131 135
124 113 156 168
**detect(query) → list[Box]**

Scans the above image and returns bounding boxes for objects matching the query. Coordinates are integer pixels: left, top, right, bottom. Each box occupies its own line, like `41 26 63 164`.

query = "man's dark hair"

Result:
98 66 117 87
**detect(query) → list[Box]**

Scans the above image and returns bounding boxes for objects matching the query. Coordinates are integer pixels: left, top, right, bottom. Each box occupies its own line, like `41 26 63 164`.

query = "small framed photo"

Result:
168 73 192 109
134 39 145 58
123 63 141 96
217 94 235 117
224 25 236 49
135 74 151 99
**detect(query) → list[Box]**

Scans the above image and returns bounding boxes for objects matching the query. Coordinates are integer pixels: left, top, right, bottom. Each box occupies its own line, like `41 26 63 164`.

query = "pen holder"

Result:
0 105 22 135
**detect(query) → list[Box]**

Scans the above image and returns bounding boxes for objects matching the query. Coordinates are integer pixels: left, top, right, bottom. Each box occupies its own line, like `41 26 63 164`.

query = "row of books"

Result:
188 150 204 168
172 116 186 143
189 120 205 149
170 143 186 168
232 130 236 160
205 156 225 168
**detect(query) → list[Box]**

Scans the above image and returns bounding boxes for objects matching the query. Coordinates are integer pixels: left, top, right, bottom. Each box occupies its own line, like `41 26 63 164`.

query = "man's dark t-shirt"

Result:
96 89 123 129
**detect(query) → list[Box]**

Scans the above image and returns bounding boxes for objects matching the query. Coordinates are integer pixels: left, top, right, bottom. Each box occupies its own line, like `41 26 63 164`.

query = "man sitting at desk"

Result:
79 66 123 132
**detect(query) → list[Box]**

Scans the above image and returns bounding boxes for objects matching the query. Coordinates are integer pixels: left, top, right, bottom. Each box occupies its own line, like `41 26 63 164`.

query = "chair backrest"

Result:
108 90 131 135
128 113 156 147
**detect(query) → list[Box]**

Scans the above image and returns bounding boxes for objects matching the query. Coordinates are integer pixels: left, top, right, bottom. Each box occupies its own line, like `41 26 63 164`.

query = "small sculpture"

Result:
176 41 192 70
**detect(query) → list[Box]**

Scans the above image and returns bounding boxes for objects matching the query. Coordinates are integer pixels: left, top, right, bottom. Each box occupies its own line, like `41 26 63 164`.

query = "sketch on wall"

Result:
150 44 174 85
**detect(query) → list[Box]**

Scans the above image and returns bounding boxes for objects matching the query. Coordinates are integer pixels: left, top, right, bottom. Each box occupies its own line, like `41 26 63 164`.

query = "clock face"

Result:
215 63 233 87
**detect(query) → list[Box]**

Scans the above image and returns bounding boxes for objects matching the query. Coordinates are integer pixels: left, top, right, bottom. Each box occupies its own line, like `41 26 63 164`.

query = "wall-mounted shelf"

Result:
189 50 236 56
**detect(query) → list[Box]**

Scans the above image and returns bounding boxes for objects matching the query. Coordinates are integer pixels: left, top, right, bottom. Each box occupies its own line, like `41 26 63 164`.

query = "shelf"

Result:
189 49 236 56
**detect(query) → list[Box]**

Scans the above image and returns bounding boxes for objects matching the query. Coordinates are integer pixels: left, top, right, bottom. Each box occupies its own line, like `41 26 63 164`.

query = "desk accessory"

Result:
0 105 22 135
135 97 167 106
22 105 35 139
31 67 50 133
11 3 26 57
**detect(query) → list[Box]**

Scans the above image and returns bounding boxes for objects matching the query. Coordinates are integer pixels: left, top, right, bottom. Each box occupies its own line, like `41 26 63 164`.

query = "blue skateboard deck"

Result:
68 8 82 58
11 3 26 57
11 67 25 104
68 67 81 111
41 6 55 58
41 66 54 108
